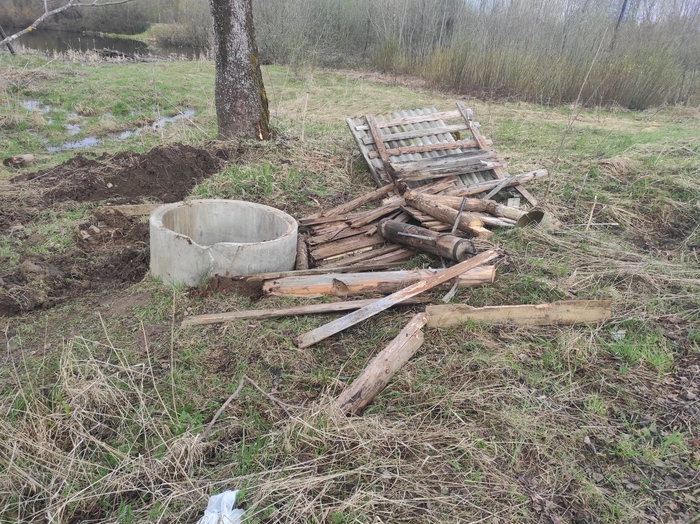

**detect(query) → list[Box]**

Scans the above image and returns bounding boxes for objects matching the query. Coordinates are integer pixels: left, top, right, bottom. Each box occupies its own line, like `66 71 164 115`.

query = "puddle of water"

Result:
22 100 52 113
66 123 82 136
47 109 195 152
47 137 101 152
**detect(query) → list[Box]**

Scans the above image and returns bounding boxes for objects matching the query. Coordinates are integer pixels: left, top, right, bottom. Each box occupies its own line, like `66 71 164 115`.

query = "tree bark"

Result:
209 0 270 140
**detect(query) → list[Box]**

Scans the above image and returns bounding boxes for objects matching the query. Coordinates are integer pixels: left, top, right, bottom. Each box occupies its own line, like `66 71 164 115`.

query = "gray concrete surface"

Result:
150 199 298 286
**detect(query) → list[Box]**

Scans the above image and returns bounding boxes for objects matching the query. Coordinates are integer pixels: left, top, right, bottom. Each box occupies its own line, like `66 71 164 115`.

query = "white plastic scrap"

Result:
196 490 245 524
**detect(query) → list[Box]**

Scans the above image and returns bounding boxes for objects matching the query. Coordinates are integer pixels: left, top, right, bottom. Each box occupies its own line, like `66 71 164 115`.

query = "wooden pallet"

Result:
346 102 537 206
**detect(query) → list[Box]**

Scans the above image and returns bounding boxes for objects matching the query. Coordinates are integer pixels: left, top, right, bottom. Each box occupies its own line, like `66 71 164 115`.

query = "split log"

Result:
425 195 525 221
377 219 475 261
293 249 499 348
403 189 492 239
444 170 548 197
206 262 406 297
334 312 429 415
263 266 495 298
426 300 612 328
181 297 433 327
3 154 35 168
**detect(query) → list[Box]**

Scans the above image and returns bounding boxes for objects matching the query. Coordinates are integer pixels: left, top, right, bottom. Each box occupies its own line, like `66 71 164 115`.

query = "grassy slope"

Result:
1 54 699 523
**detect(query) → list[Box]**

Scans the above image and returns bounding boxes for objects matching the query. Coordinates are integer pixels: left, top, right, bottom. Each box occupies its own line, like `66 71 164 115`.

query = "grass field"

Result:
1 52 699 523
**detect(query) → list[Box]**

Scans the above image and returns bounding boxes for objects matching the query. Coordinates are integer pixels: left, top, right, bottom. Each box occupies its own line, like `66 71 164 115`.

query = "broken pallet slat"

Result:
262 266 495 298
444 169 548 197
301 183 396 222
426 300 612 328
457 101 538 206
334 312 429 415
293 249 499 348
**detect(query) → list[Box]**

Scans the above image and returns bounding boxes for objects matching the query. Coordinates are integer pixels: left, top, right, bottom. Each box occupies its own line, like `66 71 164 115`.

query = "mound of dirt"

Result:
15 144 221 204
76 207 150 251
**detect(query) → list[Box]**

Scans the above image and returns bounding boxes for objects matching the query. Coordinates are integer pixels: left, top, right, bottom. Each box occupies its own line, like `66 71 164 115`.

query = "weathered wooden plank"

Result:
362 124 470 146
354 110 461 130
311 233 386 261
444 169 549 197
334 312 429 415
367 139 492 159
365 113 401 184
301 183 396 222
426 300 612 328
457 101 538 206
182 297 433 327
348 197 404 228
319 245 404 268
293 249 499 348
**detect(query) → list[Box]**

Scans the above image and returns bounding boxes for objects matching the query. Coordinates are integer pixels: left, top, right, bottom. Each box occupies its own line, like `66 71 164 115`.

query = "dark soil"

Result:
12 143 221 204
1 143 221 317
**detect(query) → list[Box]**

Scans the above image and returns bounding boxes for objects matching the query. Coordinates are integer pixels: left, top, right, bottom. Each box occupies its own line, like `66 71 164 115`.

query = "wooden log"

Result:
377 219 475 261
295 234 309 270
444 169 549 197
426 300 612 328
334 312 429 415
425 195 526 221
403 189 492 239
300 183 396 221
293 249 499 348
263 266 495 298
181 297 433 327
206 262 407 296
3 154 35 168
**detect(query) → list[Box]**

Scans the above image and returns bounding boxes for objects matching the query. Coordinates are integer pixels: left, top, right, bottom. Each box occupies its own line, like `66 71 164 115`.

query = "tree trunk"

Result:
210 0 270 140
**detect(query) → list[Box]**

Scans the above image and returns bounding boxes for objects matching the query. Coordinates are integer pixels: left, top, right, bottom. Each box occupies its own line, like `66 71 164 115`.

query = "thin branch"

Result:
0 0 135 48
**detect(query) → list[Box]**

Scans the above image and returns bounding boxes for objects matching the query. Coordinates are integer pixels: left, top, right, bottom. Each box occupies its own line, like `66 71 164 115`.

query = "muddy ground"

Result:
0 143 222 316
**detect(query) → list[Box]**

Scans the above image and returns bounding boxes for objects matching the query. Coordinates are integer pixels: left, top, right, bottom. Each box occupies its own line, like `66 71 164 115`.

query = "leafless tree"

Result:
0 0 136 48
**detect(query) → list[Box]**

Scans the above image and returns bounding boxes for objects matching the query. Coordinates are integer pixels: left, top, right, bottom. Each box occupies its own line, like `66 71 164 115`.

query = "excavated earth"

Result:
0 143 222 316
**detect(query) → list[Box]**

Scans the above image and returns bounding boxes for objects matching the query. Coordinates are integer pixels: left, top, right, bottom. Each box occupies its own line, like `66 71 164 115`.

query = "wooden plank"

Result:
300 183 396 222
444 169 549 197
334 312 429 415
351 247 414 266
319 245 404 268
365 113 400 184
311 232 386 261
397 162 500 182
263 266 495 298
182 297 433 327
348 197 404 228
308 225 372 246
367 139 492 159
293 249 499 348
426 300 612 328
354 110 461 130
457 101 538 206
362 124 469 145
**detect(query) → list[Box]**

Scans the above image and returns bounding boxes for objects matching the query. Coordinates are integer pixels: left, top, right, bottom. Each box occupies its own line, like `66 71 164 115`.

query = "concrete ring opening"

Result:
150 199 298 286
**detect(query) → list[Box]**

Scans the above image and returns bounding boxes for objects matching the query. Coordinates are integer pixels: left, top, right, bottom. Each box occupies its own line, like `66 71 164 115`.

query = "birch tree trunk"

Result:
209 0 270 140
